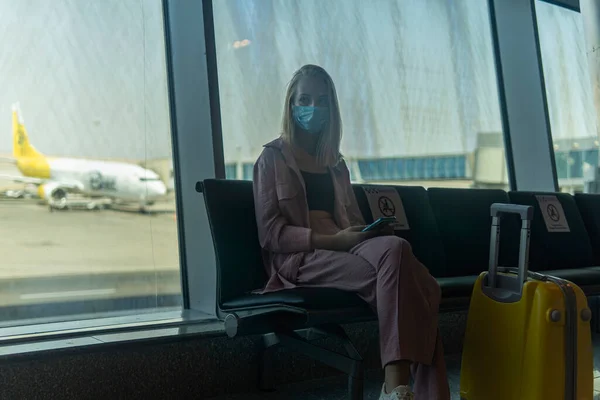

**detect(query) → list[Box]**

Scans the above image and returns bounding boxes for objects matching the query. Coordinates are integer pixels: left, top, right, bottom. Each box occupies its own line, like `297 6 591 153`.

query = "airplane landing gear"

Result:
48 190 68 212
86 201 101 211
49 198 68 212
139 195 151 214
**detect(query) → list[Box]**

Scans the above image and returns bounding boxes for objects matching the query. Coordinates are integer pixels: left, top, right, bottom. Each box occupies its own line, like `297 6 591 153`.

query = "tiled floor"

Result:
207 353 462 400
210 335 600 399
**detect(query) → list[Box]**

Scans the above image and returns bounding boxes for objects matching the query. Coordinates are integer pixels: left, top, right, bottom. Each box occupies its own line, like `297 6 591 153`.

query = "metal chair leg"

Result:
258 327 364 399
258 333 279 392
259 347 275 391
348 373 364 400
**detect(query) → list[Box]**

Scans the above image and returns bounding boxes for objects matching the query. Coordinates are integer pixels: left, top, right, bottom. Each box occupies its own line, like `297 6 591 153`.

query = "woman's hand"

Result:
332 226 378 251
378 225 395 236
311 225 388 252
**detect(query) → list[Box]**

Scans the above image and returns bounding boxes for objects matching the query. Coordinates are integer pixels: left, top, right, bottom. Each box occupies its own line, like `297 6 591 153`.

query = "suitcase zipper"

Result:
544 275 577 400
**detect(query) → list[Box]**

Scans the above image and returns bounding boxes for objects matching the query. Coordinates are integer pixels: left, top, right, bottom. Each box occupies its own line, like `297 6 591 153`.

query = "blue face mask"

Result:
292 106 329 134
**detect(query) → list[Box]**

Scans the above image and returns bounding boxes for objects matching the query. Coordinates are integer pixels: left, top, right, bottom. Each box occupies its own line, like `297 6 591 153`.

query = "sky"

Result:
0 0 595 163
0 0 170 161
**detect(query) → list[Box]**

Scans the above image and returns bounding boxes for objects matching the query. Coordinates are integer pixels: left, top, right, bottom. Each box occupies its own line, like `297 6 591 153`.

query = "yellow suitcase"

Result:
460 204 594 400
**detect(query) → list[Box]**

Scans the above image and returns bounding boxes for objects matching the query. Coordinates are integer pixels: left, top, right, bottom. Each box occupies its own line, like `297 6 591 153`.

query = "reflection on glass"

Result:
0 0 181 327
214 0 508 190
536 1 600 192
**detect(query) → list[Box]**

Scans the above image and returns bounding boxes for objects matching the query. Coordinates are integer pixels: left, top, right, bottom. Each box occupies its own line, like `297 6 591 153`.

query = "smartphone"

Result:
361 216 397 232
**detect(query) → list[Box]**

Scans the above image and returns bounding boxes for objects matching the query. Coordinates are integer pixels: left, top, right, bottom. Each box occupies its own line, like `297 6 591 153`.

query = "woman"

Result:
252 64 450 400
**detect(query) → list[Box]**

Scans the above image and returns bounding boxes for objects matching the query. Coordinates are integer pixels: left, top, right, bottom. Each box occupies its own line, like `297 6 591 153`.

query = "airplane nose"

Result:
153 181 167 197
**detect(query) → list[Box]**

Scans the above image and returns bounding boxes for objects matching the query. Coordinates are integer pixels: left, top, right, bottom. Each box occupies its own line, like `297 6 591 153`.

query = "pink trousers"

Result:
296 236 450 400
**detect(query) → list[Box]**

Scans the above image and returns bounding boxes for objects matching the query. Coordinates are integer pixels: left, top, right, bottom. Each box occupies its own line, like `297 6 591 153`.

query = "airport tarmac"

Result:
0 195 182 324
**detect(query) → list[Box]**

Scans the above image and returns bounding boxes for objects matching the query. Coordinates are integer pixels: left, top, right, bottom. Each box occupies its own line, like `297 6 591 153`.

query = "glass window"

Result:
569 150 584 179
435 158 447 179
357 160 373 181
536 1 600 192
214 0 507 190
555 151 569 180
225 164 237 179
394 159 406 181
584 149 599 172
243 164 253 181
405 159 416 180
425 158 434 180
414 159 425 180
458 156 467 179
0 0 180 327
383 159 394 181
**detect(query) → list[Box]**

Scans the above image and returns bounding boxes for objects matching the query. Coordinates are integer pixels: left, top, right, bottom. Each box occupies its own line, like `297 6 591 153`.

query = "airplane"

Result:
0 104 167 211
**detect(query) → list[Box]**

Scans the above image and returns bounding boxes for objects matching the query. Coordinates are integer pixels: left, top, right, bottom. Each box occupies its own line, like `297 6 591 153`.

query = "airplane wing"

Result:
0 174 82 190
0 174 44 185
0 157 16 164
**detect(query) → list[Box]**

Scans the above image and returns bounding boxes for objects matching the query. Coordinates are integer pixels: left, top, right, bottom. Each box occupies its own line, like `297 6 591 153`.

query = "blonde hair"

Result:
281 65 342 167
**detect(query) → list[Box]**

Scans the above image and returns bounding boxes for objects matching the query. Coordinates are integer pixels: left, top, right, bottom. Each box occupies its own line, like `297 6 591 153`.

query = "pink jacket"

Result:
252 137 365 292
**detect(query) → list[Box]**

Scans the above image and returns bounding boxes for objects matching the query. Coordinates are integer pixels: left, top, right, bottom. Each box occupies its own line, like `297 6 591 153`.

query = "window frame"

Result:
1 0 584 348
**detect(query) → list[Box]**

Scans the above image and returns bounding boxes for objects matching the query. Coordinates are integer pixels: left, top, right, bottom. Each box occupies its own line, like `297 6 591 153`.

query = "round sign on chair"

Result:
378 196 396 217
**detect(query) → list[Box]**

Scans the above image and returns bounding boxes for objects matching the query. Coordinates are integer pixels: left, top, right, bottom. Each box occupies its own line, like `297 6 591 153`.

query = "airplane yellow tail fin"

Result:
12 104 44 159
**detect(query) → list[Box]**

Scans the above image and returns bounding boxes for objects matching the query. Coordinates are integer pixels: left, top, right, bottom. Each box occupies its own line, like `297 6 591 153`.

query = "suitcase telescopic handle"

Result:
485 203 533 301
490 203 533 221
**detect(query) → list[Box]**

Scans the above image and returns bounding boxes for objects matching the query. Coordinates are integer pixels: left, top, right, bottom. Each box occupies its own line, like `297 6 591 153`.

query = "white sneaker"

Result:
378 383 414 400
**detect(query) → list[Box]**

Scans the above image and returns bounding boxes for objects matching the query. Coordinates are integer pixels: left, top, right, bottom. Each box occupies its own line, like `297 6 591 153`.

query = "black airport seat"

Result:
197 178 600 399
198 179 373 400
509 191 600 295
353 184 475 305
574 193 600 265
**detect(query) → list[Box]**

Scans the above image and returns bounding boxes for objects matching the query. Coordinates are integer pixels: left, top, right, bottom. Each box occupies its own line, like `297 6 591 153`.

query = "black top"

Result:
301 170 335 214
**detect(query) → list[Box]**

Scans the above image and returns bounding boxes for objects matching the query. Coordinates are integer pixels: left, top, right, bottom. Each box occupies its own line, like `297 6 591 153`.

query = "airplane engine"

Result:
38 182 68 209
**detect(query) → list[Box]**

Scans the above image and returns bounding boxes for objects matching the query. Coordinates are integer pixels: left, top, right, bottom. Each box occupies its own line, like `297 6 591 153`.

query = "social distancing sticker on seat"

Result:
363 186 409 230
536 195 570 232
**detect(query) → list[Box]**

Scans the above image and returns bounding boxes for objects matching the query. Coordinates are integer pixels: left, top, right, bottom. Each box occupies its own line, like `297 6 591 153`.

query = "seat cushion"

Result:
509 191 594 271
353 184 447 277
438 275 478 298
221 287 371 311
